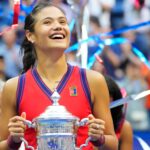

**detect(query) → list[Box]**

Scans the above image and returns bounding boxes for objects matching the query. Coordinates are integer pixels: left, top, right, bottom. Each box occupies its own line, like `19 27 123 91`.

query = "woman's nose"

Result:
53 26 62 31
52 22 62 31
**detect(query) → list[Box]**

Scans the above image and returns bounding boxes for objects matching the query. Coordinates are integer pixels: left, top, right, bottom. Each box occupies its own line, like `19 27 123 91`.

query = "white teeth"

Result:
51 34 64 39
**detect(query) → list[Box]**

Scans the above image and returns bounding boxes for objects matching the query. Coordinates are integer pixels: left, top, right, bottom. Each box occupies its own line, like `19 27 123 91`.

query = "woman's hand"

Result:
8 112 26 143
88 114 105 141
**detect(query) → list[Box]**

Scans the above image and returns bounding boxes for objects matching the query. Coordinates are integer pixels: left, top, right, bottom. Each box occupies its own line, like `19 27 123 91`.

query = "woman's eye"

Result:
60 20 66 24
44 21 52 24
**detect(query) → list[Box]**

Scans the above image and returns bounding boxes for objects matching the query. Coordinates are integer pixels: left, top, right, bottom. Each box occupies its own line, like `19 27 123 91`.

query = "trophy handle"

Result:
23 120 36 128
76 117 88 126
76 137 91 150
75 118 91 150
20 120 36 150
20 137 35 150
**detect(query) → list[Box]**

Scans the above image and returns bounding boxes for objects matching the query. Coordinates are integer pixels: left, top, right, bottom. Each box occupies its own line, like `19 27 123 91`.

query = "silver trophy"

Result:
21 90 90 150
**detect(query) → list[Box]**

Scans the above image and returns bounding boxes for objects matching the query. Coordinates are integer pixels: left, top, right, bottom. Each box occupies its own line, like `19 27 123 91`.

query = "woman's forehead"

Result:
35 6 66 20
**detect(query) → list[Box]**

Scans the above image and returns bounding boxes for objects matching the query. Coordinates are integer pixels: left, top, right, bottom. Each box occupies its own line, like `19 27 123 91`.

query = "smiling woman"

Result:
0 2 118 150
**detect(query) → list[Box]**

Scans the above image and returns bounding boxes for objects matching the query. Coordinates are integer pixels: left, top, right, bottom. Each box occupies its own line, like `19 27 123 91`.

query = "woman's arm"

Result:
0 78 26 150
120 120 133 150
0 79 16 149
87 70 118 150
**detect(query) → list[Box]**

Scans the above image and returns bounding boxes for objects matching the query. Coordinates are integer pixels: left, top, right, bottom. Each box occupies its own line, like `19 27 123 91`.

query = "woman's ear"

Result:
25 30 35 43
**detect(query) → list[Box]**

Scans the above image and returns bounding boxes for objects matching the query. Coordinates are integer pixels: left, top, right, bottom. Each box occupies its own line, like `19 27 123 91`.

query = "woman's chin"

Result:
49 46 67 51
49 44 68 50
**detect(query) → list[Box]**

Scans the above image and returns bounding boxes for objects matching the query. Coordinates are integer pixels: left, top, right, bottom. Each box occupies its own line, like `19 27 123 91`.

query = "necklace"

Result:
35 68 59 90
36 65 67 91
51 80 60 91
42 77 60 92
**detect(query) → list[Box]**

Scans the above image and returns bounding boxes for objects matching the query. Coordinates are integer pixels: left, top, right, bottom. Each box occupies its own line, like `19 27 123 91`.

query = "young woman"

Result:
0 2 118 150
104 75 133 150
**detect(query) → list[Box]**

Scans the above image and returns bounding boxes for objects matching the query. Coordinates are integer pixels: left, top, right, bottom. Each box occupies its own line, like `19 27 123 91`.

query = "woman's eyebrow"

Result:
42 16 66 21
42 17 53 21
58 17 67 20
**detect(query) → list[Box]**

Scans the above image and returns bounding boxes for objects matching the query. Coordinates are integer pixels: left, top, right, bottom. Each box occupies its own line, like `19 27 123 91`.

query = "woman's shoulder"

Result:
122 120 132 131
4 77 19 89
84 69 107 99
2 77 19 99
0 77 19 110
121 120 133 140
85 69 105 82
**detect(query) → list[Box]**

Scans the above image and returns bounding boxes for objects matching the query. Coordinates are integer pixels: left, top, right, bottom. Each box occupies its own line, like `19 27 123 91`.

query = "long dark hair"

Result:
104 75 124 131
21 2 65 73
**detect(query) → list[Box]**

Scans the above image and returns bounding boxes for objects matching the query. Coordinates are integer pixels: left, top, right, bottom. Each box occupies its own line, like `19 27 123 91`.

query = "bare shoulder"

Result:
85 69 108 103
2 77 19 105
85 69 104 81
85 69 106 88
121 120 133 140
122 120 132 132
3 77 19 93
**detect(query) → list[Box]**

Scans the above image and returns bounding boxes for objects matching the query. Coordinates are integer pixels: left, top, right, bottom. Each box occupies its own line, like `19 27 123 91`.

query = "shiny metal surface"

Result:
22 90 90 150
35 90 78 149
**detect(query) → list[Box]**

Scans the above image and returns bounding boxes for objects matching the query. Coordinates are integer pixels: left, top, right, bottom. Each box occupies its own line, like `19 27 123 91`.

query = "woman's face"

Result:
29 6 70 51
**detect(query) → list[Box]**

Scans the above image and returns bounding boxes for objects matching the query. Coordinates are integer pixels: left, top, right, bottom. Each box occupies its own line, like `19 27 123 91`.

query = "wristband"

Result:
91 134 105 147
7 135 22 150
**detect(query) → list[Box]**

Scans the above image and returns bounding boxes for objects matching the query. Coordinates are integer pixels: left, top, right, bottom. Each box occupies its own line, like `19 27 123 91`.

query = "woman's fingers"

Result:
9 116 26 123
87 114 105 140
8 122 26 130
21 112 26 119
88 117 105 125
89 123 105 131
8 113 27 141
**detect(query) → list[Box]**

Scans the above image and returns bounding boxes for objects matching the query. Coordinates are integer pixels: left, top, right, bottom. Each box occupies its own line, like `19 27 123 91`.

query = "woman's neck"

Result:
36 53 67 81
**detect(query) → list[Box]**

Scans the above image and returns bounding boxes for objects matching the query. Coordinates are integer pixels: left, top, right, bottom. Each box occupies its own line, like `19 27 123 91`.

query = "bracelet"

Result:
91 134 105 147
7 135 22 150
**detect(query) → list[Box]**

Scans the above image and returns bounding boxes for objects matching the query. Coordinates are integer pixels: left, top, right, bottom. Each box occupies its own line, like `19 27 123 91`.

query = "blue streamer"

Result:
87 37 127 68
100 21 150 37
87 49 102 69
87 37 150 69
65 36 94 53
66 20 150 53
69 19 75 33
132 45 150 68
87 36 104 68
104 37 127 45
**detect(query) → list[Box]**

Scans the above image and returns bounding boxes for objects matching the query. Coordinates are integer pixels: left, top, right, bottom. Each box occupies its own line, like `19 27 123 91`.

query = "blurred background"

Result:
0 0 150 148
